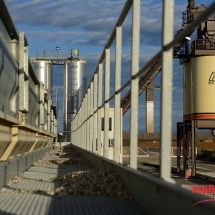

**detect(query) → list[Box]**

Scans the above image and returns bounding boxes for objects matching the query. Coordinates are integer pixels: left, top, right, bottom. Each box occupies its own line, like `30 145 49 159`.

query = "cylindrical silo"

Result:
32 60 52 100
183 62 192 121
64 59 87 141
191 56 215 120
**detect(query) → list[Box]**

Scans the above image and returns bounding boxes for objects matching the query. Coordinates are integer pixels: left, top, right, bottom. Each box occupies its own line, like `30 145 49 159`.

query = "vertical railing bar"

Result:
79 107 81 146
114 26 122 163
104 48 110 158
72 118 74 145
78 104 81 147
81 102 84 148
160 0 175 183
78 105 80 147
72 115 75 145
86 89 90 151
83 103 85 149
129 0 140 169
74 112 77 145
77 106 79 147
90 82 94 152
84 96 87 150
93 73 98 153
82 97 85 149
97 63 103 155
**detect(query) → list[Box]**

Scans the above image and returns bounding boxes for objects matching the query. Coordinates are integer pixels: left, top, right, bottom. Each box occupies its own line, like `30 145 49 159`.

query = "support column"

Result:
146 82 154 133
29 132 39 152
191 120 196 177
1 127 19 160
176 122 183 173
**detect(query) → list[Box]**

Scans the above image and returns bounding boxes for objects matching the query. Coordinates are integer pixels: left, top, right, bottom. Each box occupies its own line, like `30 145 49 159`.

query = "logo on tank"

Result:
208 72 215 85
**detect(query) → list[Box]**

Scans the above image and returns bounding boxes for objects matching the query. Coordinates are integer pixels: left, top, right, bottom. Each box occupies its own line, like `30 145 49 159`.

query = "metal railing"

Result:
71 0 215 184
192 38 215 50
35 49 72 58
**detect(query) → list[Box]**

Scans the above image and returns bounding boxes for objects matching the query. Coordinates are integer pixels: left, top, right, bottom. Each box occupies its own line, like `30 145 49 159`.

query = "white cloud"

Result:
4 0 198 132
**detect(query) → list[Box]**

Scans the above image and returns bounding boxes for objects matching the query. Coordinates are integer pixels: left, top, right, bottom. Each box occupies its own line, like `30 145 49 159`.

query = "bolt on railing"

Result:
71 0 215 183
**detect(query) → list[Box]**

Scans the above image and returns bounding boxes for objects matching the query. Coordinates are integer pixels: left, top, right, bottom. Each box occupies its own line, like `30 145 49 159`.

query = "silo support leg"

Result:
185 126 192 178
176 122 183 173
191 120 196 177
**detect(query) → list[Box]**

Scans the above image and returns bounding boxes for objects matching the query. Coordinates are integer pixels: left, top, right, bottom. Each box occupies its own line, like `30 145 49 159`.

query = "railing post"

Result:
114 26 122 163
76 113 79 146
84 96 87 150
130 0 140 169
93 73 98 153
80 102 84 148
73 114 77 145
86 89 90 151
77 113 79 145
82 96 85 148
160 0 175 183
97 63 103 155
77 107 80 147
104 48 110 158
89 82 94 152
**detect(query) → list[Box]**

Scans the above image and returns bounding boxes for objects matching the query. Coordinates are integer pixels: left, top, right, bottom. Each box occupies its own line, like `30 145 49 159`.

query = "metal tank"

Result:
64 59 87 141
183 62 192 121
191 56 215 120
31 60 52 100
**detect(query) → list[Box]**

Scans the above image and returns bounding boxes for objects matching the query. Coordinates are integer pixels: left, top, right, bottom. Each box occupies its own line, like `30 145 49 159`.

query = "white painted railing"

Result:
71 0 215 184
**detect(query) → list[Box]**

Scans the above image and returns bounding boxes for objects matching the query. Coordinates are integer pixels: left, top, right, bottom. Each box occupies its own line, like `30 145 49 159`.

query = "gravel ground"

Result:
35 158 93 166
53 169 133 200
1 147 133 201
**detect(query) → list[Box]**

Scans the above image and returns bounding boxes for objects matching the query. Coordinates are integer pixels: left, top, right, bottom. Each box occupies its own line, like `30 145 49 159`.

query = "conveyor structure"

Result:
121 1 207 115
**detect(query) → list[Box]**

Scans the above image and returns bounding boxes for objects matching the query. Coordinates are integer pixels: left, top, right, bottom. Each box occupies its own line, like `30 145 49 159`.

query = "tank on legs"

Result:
64 59 88 141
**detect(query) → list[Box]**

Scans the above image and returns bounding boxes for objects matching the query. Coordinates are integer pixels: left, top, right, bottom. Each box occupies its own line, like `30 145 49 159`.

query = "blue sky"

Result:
4 0 214 132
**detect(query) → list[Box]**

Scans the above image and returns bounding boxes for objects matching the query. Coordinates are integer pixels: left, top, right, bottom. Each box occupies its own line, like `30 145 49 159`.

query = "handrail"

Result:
71 0 215 184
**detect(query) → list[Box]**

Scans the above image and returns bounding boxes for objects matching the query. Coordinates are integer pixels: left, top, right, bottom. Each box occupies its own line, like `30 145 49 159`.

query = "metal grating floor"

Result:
0 146 148 215
0 193 146 215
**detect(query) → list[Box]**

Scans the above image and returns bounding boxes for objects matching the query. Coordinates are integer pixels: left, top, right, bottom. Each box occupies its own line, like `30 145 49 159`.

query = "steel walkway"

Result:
0 144 147 215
